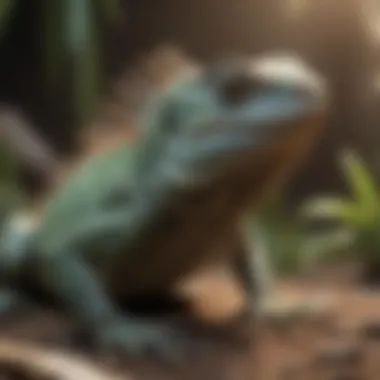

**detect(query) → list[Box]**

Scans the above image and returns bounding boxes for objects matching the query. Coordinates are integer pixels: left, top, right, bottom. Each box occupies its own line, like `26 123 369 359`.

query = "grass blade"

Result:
300 228 355 270
339 149 380 222
300 196 362 226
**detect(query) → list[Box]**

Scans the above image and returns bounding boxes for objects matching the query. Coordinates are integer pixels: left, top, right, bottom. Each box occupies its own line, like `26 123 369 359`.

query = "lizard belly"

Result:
103 192 242 297
105 224 236 297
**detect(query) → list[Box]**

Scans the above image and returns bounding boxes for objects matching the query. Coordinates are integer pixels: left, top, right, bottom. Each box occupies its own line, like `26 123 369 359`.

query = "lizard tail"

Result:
0 339 127 380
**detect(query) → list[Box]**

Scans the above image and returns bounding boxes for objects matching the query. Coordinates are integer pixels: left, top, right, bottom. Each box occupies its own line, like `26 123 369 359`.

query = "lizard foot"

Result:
94 317 188 362
253 294 335 332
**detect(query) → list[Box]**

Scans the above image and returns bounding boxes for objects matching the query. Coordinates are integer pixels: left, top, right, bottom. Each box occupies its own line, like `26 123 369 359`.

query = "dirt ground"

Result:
1 266 380 380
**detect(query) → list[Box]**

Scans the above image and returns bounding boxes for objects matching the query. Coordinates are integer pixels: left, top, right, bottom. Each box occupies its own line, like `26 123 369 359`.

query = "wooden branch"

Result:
0 339 129 380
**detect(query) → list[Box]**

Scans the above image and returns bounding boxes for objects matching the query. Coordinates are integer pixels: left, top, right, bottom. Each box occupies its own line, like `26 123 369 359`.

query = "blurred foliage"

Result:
256 199 304 274
0 0 124 126
300 149 380 266
0 1 16 40
256 198 353 275
258 201 345 275
0 144 26 223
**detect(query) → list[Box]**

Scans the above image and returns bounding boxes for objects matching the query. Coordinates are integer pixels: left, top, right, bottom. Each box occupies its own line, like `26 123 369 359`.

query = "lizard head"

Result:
138 52 328 197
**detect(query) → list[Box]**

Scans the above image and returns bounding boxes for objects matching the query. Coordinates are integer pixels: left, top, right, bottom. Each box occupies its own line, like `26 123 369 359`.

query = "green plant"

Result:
0 0 124 126
256 200 302 274
299 149 380 277
254 198 348 275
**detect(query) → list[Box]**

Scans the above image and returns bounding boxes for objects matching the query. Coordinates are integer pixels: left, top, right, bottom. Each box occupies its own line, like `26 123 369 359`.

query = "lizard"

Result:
0 51 329 360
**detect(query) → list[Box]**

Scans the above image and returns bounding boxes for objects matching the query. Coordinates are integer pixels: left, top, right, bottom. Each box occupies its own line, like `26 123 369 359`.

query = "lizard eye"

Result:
220 72 262 105
205 58 263 106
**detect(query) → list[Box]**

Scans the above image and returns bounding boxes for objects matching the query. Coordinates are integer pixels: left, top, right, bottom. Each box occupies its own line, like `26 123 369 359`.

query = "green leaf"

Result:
299 196 363 226
0 0 16 41
300 228 356 269
339 149 380 222
255 205 306 274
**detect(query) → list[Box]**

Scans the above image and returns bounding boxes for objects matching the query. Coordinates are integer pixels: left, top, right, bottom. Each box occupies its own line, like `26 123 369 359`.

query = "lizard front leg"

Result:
233 218 329 323
36 211 185 360
232 218 276 318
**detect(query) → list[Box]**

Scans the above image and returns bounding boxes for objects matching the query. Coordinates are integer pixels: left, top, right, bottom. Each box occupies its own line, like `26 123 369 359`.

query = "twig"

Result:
0 339 129 380
0 106 59 177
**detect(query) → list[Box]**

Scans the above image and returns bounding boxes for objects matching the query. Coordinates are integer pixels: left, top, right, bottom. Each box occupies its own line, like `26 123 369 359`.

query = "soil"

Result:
1 265 380 380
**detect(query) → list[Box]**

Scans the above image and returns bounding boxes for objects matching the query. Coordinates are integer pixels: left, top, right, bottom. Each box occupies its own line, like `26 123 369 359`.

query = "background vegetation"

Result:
1 0 380 282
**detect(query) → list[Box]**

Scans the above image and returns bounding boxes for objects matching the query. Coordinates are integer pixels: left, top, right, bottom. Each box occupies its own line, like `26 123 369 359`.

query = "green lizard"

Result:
0 52 328 359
